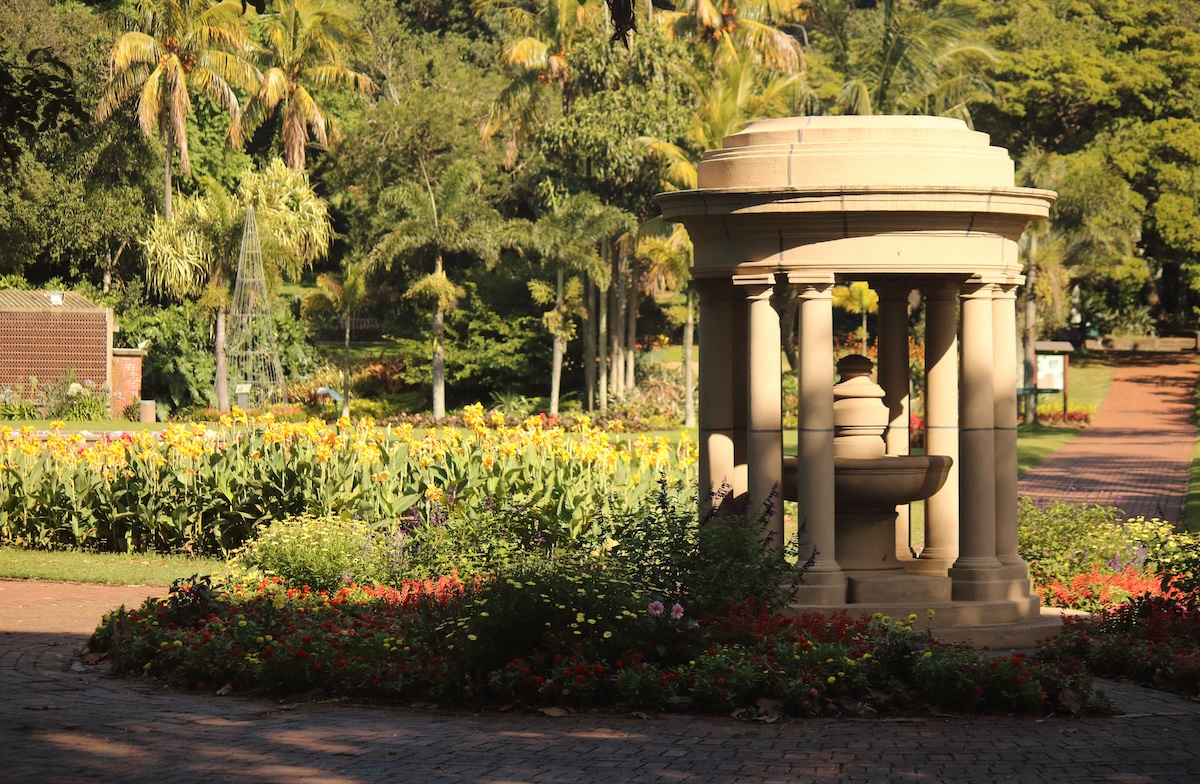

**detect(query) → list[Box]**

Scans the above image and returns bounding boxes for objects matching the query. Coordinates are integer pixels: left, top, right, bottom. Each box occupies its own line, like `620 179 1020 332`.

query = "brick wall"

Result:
110 349 145 418
0 311 109 393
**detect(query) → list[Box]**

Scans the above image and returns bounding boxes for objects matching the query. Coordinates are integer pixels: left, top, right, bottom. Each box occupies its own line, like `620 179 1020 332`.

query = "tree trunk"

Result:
342 317 352 419
1024 238 1039 425
163 139 173 220
684 288 696 428
215 305 229 412
550 267 564 417
626 256 637 391
432 304 446 421
599 282 609 412
583 275 596 411
611 251 625 398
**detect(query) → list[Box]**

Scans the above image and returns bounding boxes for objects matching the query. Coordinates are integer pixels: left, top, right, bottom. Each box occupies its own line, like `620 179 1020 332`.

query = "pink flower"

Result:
670 603 684 620
648 601 665 618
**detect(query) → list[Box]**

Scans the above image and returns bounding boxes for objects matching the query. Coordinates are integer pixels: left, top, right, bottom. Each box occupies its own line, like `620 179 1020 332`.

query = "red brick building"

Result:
0 290 144 417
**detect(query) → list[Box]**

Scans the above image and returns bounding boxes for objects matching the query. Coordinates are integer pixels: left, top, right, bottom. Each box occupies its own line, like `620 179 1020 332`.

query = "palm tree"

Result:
241 0 375 170
808 0 994 119
636 219 696 427
301 258 371 417
142 159 332 409
368 158 506 420
524 188 633 416
657 0 806 75
832 281 878 348
638 41 801 423
96 0 256 218
641 38 805 190
474 0 605 165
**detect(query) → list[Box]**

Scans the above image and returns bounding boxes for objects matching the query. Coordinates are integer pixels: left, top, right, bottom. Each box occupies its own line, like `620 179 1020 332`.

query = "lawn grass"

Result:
0 548 225 586
1016 424 1081 477
1185 435 1200 534
0 420 162 432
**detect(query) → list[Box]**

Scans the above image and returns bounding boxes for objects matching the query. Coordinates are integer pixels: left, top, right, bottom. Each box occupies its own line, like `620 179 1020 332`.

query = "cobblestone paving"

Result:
3 580 1200 784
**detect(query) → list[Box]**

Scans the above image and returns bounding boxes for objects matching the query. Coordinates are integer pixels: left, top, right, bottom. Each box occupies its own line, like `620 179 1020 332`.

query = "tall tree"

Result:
658 0 807 74
368 158 507 420
142 158 332 409
832 280 878 346
301 258 371 417
474 0 606 166
95 0 256 218
635 219 696 426
806 0 994 119
524 187 632 415
241 0 375 170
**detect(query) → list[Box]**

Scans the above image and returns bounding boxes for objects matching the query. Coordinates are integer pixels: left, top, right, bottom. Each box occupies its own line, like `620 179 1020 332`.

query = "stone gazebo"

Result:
657 115 1058 641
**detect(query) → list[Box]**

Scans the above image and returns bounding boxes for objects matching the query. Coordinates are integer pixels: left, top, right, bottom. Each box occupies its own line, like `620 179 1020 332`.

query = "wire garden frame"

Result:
226 204 286 408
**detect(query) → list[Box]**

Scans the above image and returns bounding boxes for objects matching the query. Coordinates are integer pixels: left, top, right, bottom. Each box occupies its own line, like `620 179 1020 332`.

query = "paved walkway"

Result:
1018 353 1200 522
3 579 1200 783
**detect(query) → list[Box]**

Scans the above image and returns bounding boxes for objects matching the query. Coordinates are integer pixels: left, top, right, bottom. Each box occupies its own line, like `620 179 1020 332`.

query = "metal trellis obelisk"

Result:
226 204 286 408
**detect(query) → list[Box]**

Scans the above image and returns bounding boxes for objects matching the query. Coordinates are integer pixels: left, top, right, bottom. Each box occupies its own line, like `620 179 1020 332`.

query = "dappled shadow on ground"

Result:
3 628 1200 783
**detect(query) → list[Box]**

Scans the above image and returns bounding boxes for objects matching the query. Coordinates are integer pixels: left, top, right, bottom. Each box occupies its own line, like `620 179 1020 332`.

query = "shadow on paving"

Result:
3 630 1200 783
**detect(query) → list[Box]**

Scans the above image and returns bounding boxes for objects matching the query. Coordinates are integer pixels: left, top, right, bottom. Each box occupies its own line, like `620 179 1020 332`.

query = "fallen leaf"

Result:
539 707 571 717
82 651 105 665
1059 688 1083 715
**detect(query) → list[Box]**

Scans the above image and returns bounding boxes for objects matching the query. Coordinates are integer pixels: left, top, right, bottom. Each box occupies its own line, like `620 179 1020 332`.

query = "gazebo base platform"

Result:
785 596 1074 649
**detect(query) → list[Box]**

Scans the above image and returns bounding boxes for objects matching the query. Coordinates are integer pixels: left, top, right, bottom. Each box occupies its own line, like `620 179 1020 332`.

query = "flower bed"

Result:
1037 594 1200 698
0 405 696 555
91 574 1104 717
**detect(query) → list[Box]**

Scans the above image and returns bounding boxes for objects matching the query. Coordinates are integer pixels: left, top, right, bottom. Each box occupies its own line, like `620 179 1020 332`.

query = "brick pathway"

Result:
3 579 1200 783
1018 353 1200 522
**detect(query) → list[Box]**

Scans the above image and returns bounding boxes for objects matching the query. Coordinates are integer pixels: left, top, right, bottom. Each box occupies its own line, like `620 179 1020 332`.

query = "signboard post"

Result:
1033 341 1074 418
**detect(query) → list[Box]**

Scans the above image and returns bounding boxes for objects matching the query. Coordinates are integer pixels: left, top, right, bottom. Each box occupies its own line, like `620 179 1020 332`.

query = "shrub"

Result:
0 388 39 420
1037 594 1200 698
1018 498 1144 589
229 516 386 593
604 484 803 619
1017 500 1199 609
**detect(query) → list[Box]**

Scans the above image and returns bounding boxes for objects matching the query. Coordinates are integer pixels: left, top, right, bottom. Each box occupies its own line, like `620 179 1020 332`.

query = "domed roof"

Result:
698 115 1015 191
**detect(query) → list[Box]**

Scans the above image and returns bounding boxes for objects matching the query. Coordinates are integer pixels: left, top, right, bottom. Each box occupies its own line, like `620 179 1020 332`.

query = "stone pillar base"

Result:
948 567 1035 602
846 573 951 605
904 553 953 577
790 570 848 606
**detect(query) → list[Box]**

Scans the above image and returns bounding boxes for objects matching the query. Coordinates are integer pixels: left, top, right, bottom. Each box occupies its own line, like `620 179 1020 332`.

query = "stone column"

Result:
950 282 1004 598
790 277 845 602
737 274 784 552
876 284 912 558
694 279 737 510
992 283 1032 585
910 283 959 575
730 290 750 495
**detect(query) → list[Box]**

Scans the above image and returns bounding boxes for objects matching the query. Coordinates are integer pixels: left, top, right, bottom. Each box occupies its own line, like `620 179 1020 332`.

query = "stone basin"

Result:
833 455 952 507
781 454 952 506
